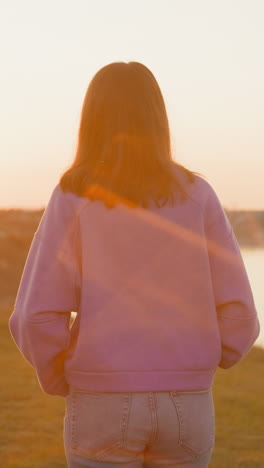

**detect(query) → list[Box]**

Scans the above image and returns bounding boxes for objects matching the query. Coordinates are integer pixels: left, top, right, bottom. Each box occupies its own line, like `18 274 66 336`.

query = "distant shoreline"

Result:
225 210 264 248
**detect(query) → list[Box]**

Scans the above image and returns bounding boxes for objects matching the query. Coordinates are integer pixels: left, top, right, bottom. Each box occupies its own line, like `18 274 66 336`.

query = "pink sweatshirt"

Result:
9 167 260 396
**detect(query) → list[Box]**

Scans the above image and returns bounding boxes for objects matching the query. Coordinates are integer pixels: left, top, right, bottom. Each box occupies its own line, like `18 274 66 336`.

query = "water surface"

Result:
241 248 264 348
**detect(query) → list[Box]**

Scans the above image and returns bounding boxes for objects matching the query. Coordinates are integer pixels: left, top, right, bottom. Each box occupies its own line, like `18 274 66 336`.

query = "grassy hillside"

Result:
1 307 264 467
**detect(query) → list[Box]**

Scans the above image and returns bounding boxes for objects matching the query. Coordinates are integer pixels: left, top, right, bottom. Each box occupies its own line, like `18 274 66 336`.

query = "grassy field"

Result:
1 307 263 468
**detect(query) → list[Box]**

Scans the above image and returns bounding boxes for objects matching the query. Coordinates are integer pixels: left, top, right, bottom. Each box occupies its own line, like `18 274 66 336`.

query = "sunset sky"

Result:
1 0 263 209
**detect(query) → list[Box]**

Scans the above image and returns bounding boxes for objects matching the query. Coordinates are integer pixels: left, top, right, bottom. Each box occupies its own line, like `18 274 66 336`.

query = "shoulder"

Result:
44 184 89 218
172 164 224 218
189 175 221 209
191 176 227 227
35 184 88 242
182 173 231 242
50 183 86 208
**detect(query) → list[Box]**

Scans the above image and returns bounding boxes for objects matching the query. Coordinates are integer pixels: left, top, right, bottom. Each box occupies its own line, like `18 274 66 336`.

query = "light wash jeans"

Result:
63 386 215 467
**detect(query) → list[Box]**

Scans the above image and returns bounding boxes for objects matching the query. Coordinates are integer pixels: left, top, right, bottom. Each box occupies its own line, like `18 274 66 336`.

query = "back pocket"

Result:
170 388 215 458
69 390 131 461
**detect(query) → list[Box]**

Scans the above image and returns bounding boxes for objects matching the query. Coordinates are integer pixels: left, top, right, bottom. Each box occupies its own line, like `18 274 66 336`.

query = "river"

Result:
241 248 264 348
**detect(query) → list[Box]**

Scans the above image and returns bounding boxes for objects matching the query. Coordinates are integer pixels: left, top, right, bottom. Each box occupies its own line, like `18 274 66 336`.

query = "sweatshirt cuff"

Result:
38 376 69 397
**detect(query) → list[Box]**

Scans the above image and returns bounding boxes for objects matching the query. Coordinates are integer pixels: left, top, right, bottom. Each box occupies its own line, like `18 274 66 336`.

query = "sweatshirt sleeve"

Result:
9 185 81 397
205 186 260 369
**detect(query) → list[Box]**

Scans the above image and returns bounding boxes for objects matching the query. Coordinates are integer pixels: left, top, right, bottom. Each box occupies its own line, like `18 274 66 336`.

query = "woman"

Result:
9 62 260 468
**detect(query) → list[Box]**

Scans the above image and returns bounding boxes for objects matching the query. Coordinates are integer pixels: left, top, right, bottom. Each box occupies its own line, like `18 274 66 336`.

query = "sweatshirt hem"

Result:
65 369 216 392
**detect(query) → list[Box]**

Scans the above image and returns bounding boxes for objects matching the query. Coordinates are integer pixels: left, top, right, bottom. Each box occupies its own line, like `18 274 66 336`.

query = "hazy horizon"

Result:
1 0 264 210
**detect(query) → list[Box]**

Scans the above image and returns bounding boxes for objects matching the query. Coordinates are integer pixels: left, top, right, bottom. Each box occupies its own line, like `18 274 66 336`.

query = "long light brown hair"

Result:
60 61 196 209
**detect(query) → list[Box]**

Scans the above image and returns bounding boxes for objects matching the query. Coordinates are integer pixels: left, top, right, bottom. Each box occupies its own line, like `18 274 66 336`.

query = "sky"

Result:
0 0 263 210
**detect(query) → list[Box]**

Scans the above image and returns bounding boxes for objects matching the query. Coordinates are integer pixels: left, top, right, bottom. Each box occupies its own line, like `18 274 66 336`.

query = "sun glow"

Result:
1 0 264 209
